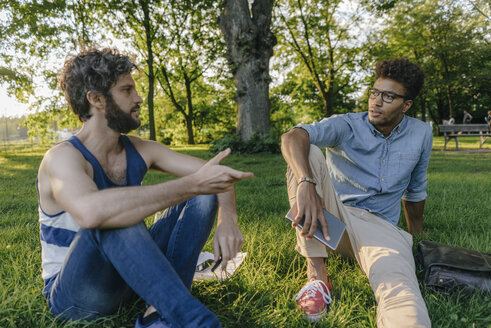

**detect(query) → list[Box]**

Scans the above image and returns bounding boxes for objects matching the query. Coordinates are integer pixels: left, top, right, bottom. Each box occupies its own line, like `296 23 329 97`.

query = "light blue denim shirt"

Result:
299 112 433 226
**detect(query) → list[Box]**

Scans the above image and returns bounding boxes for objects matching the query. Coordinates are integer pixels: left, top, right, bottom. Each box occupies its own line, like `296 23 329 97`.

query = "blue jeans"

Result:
44 195 221 328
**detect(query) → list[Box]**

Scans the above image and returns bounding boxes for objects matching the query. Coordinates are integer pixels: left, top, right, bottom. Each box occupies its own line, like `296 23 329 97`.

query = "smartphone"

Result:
286 203 346 250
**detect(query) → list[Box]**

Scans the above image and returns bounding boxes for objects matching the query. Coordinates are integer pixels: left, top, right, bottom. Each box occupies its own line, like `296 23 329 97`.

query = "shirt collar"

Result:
365 113 407 137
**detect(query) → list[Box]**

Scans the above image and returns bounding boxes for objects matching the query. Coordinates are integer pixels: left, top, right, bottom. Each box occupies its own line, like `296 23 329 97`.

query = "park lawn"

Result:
432 135 491 151
0 140 490 328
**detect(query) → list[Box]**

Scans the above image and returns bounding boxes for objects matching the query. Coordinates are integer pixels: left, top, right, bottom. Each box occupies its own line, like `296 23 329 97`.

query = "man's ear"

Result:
86 91 105 111
402 99 413 113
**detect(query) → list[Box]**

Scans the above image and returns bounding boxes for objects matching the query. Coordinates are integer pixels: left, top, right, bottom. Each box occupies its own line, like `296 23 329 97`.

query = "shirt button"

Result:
381 178 385 182
382 159 386 163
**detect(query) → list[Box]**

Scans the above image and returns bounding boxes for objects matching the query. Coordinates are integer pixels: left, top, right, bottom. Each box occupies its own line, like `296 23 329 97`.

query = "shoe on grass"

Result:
295 279 332 322
135 312 173 328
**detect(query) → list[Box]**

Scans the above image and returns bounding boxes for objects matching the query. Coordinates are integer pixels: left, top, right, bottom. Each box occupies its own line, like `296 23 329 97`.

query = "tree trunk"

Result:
420 95 426 122
141 0 156 141
218 0 276 141
184 77 195 144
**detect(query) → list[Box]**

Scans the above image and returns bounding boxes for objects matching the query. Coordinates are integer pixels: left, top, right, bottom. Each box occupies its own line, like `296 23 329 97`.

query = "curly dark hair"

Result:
375 58 425 100
59 48 136 121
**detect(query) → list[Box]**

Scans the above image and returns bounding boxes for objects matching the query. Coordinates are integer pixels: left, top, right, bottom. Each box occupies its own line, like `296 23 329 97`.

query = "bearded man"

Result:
37 48 252 328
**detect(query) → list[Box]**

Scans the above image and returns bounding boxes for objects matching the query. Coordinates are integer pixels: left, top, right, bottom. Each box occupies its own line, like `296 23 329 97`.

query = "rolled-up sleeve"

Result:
296 115 349 148
403 125 433 202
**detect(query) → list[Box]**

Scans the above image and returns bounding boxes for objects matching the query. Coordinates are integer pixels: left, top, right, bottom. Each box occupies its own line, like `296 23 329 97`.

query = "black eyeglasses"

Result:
369 88 408 103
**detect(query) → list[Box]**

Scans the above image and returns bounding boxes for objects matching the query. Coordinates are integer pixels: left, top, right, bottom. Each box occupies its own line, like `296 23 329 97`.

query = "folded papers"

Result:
193 251 247 281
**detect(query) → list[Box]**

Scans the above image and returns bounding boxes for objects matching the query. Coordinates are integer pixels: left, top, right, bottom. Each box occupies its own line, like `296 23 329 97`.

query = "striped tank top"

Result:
38 135 148 280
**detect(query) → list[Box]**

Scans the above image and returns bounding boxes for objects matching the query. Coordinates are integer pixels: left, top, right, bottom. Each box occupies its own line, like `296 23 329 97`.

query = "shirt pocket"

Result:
398 153 420 170
388 153 420 187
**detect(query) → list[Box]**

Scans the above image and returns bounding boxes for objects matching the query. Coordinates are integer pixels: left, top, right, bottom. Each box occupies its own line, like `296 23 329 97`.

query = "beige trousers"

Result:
287 145 431 328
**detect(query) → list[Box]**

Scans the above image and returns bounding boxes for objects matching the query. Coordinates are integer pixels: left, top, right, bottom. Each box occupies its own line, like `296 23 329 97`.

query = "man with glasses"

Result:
282 58 432 327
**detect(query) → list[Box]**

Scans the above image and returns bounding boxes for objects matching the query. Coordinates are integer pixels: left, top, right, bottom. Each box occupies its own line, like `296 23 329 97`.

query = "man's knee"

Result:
286 144 325 186
189 194 218 218
307 144 326 169
94 221 148 241
368 256 420 303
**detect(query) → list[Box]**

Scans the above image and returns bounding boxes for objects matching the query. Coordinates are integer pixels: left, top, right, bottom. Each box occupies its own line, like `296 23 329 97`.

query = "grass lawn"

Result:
0 137 490 327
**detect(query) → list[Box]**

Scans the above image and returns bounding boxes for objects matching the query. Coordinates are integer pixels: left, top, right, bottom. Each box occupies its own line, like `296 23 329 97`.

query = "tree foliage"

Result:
1 0 489 145
153 1 225 144
369 0 490 124
275 0 365 119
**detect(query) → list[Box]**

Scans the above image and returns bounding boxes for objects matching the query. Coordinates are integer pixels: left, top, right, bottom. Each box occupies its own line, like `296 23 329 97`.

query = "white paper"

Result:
193 251 247 281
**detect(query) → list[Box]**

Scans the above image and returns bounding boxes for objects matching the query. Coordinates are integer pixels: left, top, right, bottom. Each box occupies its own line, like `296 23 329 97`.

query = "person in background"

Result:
485 110 491 128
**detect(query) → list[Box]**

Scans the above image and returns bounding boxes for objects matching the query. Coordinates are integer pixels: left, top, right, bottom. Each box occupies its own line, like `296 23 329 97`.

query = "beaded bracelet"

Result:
298 177 317 185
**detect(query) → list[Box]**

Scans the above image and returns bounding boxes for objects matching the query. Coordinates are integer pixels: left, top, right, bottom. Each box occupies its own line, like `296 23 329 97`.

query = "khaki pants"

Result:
286 145 431 328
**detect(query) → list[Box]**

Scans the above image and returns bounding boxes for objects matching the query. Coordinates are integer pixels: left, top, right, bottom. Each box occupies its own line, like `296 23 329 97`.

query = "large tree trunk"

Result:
218 0 276 141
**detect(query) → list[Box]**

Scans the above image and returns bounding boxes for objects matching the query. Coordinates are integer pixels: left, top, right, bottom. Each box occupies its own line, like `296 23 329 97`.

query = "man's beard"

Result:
104 94 141 134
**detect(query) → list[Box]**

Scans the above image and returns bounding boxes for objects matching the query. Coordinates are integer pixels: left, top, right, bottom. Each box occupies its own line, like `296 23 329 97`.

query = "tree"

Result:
99 0 160 140
154 1 225 144
369 0 491 124
0 1 103 140
218 0 277 141
274 0 367 119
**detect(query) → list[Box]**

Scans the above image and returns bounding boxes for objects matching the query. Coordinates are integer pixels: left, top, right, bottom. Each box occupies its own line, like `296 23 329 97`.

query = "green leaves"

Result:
370 0 490 123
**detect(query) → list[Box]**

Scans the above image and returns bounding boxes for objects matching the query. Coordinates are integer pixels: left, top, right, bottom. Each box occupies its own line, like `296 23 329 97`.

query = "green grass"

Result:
0 139 490 327
432 135 491 151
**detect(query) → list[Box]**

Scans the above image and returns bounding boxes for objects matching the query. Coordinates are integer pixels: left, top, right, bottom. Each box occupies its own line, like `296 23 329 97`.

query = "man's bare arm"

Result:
402 199 425 235
41 145 251 230
130 138 250 267
281 128 329 241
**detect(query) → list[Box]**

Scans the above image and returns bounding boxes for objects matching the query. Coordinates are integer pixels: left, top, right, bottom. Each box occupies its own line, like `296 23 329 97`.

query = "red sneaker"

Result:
295 279 332 322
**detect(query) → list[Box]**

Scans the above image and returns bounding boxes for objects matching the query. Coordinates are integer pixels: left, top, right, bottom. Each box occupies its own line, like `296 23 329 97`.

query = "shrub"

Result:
209 129 281 154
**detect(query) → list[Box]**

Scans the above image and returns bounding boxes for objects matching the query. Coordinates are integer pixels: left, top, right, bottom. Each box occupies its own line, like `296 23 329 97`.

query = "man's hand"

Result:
213 212 244 270
192 148 251 270
191 148 253 194
294 181 330 242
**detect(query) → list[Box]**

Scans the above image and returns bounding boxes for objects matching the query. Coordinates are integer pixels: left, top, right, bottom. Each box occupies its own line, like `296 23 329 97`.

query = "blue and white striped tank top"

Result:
38 135 148 280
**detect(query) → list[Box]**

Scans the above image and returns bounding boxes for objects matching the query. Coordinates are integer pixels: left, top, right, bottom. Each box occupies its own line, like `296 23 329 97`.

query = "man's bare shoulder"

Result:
126 135 174 158
38 141 90 214
40 141 89 177
42 141 80 165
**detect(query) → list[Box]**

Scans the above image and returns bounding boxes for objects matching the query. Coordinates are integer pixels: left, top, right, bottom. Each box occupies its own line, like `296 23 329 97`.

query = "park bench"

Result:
438 124 490 151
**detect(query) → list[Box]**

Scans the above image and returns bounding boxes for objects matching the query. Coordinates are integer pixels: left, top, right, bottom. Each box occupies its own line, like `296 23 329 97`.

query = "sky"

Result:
0 88 30 118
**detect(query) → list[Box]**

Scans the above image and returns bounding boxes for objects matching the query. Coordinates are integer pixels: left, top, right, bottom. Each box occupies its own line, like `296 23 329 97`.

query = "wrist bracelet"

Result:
298 177 317 185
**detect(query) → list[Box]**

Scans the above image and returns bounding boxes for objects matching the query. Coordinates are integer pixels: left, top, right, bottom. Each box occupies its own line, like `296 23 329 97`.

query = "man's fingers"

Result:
219 245 232 270
208 148 231 165
307 214 318 238
227 168 254 181
318 209 330 241
213 238 221 262
301 210 312 236
293 210 304 227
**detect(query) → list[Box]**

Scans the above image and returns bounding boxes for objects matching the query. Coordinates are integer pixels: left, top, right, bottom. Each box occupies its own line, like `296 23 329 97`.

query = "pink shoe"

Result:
295 279 332 322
